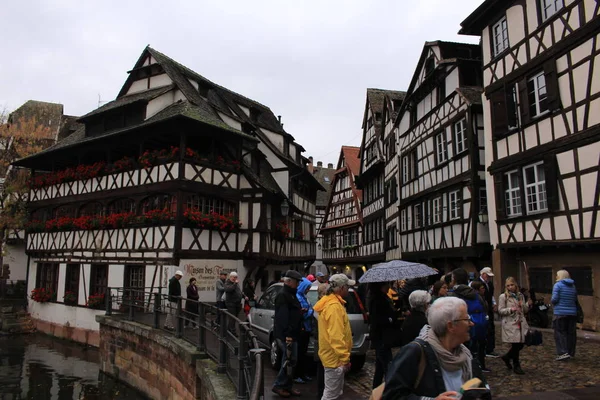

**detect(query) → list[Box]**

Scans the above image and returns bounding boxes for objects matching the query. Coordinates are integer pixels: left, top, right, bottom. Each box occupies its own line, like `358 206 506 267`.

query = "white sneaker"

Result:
555 353 570 361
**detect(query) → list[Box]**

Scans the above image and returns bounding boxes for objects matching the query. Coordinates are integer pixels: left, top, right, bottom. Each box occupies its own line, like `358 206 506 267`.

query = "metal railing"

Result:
105 287 265 400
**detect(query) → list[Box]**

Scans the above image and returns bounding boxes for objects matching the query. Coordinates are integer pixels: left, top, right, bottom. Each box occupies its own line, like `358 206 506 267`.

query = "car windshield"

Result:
306 289 361 314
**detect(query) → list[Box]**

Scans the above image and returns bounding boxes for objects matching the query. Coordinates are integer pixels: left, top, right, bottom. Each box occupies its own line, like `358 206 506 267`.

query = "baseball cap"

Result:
219 271 228 275
175 270 183 276
480 267 494 277
284 270 303 281
328 274 356 288
316 271 325 277
307 274 316 282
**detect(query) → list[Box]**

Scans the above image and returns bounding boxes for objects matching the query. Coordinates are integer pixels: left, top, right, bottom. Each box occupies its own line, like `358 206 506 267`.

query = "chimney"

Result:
327 163 333 169
308 156 314 174
278 115 283 128
317 161 323 167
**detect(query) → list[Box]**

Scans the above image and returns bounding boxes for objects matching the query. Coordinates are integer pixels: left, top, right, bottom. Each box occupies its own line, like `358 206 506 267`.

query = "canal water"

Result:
0 333 148 399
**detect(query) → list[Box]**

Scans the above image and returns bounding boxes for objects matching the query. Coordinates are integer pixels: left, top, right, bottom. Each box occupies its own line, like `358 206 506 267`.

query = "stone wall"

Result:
96 315 235 400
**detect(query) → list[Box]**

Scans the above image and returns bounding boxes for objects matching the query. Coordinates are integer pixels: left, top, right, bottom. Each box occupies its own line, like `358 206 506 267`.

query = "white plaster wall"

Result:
28 301 104 331
4 242 27 281
445 69 459 96
146 90 175 118
149 73 172 89
127 79 147 95
218 112 242 131
258 141 286 169
179 259 244 302
262 128 285 153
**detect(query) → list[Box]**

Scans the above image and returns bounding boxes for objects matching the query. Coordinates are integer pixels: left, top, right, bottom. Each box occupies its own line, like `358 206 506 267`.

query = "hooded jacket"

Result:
313 293 352 368
296 278 314 332
552 279 578 316
452 284 478 301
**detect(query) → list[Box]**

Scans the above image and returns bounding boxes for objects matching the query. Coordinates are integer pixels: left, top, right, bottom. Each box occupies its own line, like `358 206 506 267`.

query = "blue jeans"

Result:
273 339 298 390
553 315 577 356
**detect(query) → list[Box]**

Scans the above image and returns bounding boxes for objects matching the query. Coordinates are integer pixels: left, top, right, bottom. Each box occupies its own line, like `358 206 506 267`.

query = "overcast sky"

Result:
0 0 482 165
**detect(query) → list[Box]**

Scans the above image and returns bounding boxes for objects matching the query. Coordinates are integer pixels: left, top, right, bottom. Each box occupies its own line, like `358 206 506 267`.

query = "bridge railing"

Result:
105 287 264 400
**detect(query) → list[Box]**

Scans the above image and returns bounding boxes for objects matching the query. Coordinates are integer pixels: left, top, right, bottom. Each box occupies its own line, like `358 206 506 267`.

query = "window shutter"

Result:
518 79 530 124
544 155 560 212
494 174 506 220
505 84 518 129
544 60 561 112
490 89 508 136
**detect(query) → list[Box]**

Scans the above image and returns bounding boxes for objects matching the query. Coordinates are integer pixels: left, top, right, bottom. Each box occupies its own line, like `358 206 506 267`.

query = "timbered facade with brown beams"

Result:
382 90 407 261
461 0 600 330
396 41 492 273
15 47 321 342
356 89 406 273
321 146 365 277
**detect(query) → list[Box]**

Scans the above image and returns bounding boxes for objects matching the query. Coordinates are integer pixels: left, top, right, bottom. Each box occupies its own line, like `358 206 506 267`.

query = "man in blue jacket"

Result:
294 277 314 384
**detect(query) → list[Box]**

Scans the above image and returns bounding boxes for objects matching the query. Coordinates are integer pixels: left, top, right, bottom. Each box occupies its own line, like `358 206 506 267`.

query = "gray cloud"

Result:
0 0 482 165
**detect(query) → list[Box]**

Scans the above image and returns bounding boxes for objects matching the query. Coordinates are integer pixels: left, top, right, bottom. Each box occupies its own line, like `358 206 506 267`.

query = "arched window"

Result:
79 202 105 217
185 194 236 216
107 198 135 214
53 205 76 218
139 194 176 213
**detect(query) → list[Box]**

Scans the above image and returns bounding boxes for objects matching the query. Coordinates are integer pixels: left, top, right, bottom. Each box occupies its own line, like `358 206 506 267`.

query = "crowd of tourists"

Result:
164 265 581 400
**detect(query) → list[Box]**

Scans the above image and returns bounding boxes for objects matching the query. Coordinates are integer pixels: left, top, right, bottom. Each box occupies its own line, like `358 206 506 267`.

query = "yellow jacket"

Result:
313 293 352 368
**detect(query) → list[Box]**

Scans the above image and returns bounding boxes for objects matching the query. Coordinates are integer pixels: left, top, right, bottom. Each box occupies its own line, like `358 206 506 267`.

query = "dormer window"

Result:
425 57 435 76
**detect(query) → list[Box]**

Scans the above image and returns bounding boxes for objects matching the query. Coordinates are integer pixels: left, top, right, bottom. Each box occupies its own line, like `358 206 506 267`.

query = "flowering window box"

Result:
31 287 55 303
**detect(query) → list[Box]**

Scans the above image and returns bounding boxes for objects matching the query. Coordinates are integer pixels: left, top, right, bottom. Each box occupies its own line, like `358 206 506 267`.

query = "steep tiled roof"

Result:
313 166 336 207
8 100 63 139
342 146 361 177
367 88 406 115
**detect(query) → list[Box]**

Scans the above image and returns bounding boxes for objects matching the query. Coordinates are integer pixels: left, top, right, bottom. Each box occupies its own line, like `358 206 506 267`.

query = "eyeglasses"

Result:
453 315 472 323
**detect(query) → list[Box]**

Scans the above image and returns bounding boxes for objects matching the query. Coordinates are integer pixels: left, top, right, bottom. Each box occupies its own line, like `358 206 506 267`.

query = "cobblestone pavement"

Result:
343 327 600 399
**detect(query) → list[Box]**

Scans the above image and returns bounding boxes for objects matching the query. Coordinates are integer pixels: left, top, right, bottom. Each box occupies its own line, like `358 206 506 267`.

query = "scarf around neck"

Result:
418 325 473 382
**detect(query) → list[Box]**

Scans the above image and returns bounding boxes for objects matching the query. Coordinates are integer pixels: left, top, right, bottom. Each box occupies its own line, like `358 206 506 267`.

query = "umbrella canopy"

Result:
358 260 438 283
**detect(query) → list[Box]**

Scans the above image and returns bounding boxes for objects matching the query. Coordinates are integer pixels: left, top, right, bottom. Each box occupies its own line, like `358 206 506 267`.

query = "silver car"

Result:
248 282 370 372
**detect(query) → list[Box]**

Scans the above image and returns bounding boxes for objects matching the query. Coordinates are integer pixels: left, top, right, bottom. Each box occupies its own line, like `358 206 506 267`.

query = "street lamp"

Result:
280 199 290 217
478 209 489 225
317 243 322 250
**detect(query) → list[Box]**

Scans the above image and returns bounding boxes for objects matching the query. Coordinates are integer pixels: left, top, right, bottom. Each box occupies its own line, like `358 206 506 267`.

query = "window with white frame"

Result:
479 188 488 212
401 209 408 231
402 155 410 183
505 170 522 217
414 204 423 228
492 17 509 56
435 131 448 164
433 197 442 224
541 0 564 21
528 71 549 118
523 162 547 213
454 119 468 154
449 190 461 220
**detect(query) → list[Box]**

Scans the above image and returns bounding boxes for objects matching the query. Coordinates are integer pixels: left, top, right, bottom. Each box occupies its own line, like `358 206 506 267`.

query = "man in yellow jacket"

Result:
313 274 355 400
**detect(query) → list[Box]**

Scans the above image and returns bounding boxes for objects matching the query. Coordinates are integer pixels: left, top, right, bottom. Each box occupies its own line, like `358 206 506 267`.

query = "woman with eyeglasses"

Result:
498 277 531 375
381 297 488 400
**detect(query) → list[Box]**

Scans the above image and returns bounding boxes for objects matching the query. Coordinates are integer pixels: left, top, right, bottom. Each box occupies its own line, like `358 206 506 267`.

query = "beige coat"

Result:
498 292 529 343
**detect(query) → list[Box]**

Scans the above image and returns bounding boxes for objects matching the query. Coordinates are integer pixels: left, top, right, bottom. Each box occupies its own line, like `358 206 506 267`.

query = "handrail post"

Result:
197 302 205 353
176 297 183 338
105 288 112 315
218 308 227 373
249 348 266 400
153 292 161 329
128 288 134 321
237 323 249 400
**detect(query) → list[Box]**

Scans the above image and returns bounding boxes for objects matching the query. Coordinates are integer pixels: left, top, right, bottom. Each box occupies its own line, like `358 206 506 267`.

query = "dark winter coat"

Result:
185 284 199 314
382 339 486 400
552 279 578 316
368 289 396 346
224 279 243 308
274 283 302 341
400 310 428 347
168 276 181 302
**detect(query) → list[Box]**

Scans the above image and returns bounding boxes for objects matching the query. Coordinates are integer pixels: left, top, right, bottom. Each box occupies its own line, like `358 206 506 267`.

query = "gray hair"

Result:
427 297 466 337
409 290 432 312
326 283 343 295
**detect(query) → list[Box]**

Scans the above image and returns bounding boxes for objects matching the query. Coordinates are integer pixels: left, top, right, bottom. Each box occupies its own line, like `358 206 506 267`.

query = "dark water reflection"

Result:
0 334 148 400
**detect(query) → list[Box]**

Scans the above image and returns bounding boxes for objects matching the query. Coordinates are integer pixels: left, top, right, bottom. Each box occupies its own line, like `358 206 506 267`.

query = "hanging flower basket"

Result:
63 291 78 306
87 293 106 309
31 287 54 303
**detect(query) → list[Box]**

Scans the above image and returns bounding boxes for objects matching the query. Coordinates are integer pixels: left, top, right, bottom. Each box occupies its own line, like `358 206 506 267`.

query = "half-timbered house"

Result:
381 90 407 261
321 146 364 278
396 41 492 273
356 89 405 271
14 47 320 344
461 0 600 330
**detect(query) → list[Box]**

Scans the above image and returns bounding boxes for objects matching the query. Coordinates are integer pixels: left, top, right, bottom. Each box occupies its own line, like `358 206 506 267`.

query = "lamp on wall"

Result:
317 243 322 251
280 199 290 217
478 209 489 225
